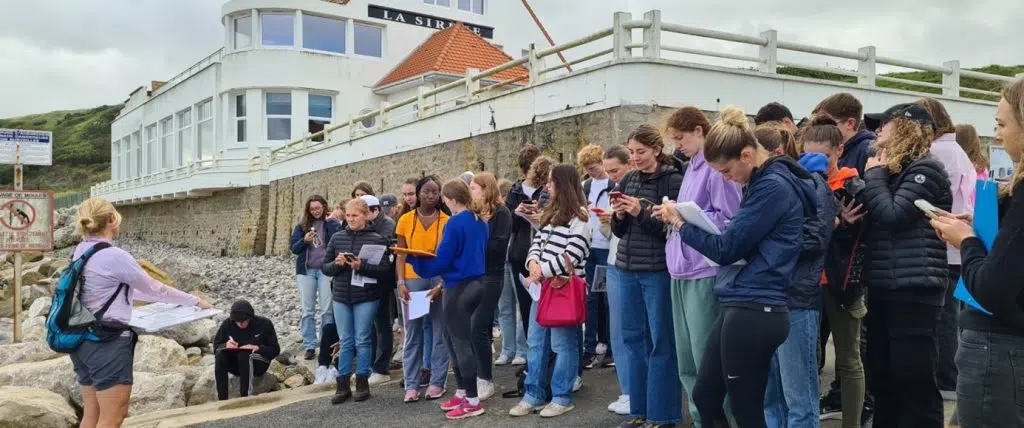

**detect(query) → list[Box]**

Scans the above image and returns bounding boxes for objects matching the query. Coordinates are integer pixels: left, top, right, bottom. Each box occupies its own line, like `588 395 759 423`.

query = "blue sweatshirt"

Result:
408 210 488 288
678 157 817 307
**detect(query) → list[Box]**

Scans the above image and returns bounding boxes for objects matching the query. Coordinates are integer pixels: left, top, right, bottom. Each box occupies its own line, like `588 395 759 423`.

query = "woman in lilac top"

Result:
658 106 743 424
70 198 211 428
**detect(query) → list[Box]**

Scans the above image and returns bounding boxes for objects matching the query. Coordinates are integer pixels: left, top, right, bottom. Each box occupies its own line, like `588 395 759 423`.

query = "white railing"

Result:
91 157 249 195
153 48 224 97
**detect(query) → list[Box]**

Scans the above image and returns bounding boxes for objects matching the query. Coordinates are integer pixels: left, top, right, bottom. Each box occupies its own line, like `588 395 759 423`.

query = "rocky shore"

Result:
0 207 325 427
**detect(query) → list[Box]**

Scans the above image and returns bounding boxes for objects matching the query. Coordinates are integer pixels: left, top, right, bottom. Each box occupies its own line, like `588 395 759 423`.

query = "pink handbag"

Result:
536 274 587 328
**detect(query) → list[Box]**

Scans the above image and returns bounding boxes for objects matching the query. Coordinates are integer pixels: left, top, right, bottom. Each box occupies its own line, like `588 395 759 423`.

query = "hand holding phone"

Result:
914 199 948 220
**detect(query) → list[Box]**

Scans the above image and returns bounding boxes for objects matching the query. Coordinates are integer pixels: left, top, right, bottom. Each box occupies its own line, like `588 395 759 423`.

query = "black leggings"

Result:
319 323 340 367
693 305 789 428
511 262 534 339
371 292 394 375
472 273 504 381
215 350 271 400
443 278 487 398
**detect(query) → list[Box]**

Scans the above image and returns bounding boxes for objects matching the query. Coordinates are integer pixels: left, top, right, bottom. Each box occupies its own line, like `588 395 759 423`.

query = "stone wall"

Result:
118 185 269 256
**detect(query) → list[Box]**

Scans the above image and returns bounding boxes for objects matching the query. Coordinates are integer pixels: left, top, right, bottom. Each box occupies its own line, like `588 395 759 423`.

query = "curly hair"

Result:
526 156 555 188
883 117 935 174
577 144 604 168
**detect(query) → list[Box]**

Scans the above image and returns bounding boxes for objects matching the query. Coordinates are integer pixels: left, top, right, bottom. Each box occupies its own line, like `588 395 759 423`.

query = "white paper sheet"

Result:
351 244 387 287
591 265 608 292
407 290 431 320
673 201 746 267
518 274 542 301
129 303 222 333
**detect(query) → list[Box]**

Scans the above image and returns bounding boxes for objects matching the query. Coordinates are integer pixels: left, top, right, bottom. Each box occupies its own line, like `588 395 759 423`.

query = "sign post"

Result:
0 128 54 343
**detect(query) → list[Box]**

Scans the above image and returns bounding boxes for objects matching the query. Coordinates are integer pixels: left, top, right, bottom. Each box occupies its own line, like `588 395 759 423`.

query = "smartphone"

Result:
914 199 944 220
589 207 608 215
609 191 624 200
341 253 358 261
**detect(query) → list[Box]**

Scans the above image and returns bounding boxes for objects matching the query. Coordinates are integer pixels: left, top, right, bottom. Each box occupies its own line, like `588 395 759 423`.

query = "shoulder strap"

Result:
93 282 127 321
74 242 113 263
583 178 592 197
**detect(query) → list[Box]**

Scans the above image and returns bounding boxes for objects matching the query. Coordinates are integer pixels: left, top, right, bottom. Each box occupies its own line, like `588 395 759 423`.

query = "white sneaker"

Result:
607 394 627 412
313 366 327 385
325 366 339 383
368 373 391 386
509 400 539 417
596 342 608 355
392 345 404 363
572 376 583 392
492 327 501 338
540 402 575 417
511 356 527 366
608 395 630 415
477 378 495 401
494 355 512 366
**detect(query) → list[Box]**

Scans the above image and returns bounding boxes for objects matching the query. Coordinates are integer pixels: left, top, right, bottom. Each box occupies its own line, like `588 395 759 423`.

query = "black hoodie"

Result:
213 300 281 361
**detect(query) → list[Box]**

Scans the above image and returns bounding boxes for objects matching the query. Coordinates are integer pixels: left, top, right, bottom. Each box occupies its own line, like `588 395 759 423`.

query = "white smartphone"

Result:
914 199 942 220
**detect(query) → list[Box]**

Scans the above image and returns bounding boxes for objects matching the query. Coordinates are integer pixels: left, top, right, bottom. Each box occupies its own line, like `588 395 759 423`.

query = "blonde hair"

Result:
576 144 604 168
704 106 764 163
954 124 988 172
1002 77 1024 194
76 198 121 237
470 172 504 221
754 121 800 159
883 117 935 174
345 198 370 215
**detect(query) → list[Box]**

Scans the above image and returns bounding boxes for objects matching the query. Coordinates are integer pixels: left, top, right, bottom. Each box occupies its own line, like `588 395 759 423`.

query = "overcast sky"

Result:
0 0 1021 118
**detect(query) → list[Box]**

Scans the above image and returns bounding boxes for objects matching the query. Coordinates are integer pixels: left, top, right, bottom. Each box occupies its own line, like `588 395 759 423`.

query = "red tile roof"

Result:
375 23 528 88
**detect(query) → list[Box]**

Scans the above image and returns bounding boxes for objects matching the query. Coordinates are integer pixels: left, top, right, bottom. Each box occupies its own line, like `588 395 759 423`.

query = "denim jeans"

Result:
400 277 449 390
605 266 633 395
956 329 1024 428
333 300 379 378
584 248 611 356
617 269 681 424
524 300 580 407
297 270 333 351
498 263 527 359
765 308 821 428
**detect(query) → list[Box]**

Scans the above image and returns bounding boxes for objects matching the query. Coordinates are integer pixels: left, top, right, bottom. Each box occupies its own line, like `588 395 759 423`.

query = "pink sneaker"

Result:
440 395 464 411
425 385 445 400
446 402 485 420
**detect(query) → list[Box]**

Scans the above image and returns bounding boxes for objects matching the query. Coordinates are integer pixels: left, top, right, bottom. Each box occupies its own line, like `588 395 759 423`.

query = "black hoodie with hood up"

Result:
213 300 281 362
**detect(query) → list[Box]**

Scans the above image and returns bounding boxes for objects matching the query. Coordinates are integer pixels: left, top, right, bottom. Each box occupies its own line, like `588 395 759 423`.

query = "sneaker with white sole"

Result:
509 400 540 417
540 402 575 417
492 327 501 338
608 395 630 415
511 356 527 366
313 366 327 385
324 366 339 383
367 373 391 386
572 376 583 392
477 379 495 401
596 342 608 355
494 355 512 366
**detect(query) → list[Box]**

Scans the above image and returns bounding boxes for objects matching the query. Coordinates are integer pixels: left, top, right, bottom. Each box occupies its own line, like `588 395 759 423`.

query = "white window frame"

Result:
145 125 158 174
160 116 174 170
132 132 143 177
260 11 296 48
196 99 215 161
301 12 347 55
424 0 452 6
235 94 247 143
265 92 292 141
308 93 332 142
122 137 132 179
112 140 120 181
457 0 484 14
233 14 253 50
177 108 193 167
352 21 384 59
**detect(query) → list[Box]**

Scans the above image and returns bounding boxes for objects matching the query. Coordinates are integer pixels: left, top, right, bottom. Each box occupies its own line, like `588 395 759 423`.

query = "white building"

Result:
104 0 545 202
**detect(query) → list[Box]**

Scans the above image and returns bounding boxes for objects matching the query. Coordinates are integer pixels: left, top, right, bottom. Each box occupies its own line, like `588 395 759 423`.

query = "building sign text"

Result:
368 5 494 39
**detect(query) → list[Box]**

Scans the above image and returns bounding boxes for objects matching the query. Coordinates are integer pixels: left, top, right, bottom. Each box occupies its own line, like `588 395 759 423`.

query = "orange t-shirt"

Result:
395 210 450 279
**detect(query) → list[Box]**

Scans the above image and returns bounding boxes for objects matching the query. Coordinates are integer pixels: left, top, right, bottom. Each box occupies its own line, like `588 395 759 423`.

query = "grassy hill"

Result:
778 64 1024 101
0 105 122 193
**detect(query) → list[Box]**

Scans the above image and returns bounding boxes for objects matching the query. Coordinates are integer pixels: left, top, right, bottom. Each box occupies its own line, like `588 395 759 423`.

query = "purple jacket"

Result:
666 151 743 280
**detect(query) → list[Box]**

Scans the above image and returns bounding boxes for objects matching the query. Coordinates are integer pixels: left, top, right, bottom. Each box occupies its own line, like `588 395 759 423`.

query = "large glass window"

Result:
261 13 295 47
133 132 143 177
177 108 193 166
235 94 247 143
354 23 383 58
160 117 173 169
196 100 214 161
112 141 120 180
424 0 452 5
303 14 346 54
234 15 252 49
145 125 158 173
122 137 133 179
266 92 291 141
309 94 332 142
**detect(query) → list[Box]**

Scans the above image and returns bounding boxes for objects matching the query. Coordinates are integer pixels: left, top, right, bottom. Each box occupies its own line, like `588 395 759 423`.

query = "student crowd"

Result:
63 77 1024 428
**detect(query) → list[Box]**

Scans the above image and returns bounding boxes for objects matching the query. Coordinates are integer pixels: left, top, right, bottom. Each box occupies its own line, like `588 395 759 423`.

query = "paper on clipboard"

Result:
352 244 386 287
518 274 542 301
673 201 746 267
129 303 222 333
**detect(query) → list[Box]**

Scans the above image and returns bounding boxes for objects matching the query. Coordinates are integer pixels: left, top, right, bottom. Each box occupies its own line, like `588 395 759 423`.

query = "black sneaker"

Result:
583 355 601 370
860 403 874 427
616 417 646 428
418 369 431 388
820 390 842 415
601 355 616 368
304 349 316 360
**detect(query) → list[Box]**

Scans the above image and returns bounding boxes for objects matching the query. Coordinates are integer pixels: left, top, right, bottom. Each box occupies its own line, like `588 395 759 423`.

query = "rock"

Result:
185 347 203 365
0 386 77 428
38 259 67 278
283 374 306 388
128 371 187 415
20 315 47 341
283 363 314 384
53 226 77 251
0 357 77 400
6 252 44 264
229 373 279 398
27 297 50 319
0 340 59 366
133 335 186 372
21 284 50 309
199 354 215 367
19 269 45 287
188 369 216 406
155 318 216 348
268 359 288 380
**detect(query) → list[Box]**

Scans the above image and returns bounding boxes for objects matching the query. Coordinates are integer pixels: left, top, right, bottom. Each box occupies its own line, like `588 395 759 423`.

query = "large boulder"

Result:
5 252 44 264
133 335 186 372
20 315 47 341
27 297 50 319
53 226 77 251
38 259 68 278
127 371 188 415
0 340 59 366
0 357 77 400
0 386 77 428
188 367 278 406
21 284 50 309
154 318 216 348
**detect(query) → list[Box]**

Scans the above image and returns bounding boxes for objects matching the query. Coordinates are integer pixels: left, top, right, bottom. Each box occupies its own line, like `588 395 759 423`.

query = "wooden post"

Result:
12 146 22 343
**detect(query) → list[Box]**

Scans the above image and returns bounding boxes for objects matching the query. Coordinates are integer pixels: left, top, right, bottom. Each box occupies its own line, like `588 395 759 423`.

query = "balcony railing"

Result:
91 157 250 196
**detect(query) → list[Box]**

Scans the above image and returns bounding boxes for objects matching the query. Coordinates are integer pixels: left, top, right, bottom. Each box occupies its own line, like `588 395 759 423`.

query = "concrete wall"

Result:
118 185 270 256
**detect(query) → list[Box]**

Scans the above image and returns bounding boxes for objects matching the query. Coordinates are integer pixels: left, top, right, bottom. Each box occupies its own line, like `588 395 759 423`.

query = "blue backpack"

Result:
46 242 130 353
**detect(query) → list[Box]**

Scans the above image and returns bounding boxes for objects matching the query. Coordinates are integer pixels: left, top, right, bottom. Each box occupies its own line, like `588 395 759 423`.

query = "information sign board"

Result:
0 129 53 166
0 190 54 251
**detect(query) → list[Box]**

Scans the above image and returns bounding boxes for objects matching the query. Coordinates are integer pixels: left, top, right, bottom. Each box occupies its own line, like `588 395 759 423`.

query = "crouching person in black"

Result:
214 300 281 400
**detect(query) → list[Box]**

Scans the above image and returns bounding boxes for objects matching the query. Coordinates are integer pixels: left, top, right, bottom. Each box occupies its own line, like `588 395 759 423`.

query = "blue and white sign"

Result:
989 145 1015 182
0 128 53 166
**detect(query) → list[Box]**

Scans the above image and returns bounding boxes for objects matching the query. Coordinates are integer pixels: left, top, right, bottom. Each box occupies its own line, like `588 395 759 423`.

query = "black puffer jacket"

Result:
505 180 546 265
322 227 393 305
611 158 686 271
860 156 951 303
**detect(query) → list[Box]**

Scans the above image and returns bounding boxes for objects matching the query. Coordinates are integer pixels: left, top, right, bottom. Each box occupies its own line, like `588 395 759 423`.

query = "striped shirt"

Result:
526 216 591 278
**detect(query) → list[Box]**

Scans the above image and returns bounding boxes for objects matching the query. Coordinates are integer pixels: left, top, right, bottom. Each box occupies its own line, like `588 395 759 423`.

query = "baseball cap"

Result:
863 103 935 132
360 195 380 208
379 194 398 209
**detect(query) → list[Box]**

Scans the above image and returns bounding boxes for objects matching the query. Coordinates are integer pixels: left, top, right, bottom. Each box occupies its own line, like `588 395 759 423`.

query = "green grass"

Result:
777 65 1024 102
0 104 122 192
